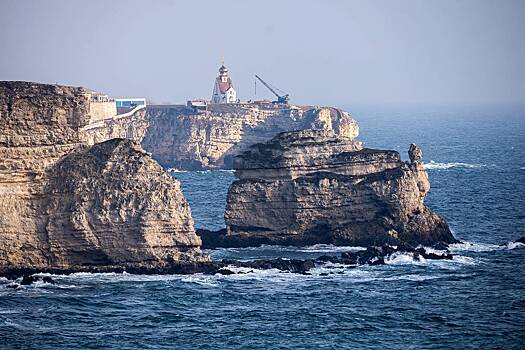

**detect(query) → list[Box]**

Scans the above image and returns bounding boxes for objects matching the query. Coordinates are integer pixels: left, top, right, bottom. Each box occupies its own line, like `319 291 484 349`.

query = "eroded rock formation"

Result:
141 104 358 170
207 130 457 248
0 81 207 273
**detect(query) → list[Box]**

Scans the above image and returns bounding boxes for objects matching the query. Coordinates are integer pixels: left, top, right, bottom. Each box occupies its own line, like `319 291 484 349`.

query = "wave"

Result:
210 244 365 253
293 244 366 253
423 161 485 170
447 240 525 253
385 251 477 266
447 241 502 252
207 244 366 260
507 241 525 250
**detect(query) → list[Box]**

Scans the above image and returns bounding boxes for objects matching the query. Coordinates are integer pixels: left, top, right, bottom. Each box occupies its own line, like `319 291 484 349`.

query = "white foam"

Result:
39 272 188 285
195 169 234 174
385 251 476 266
210 244 365 255
423 161 484 170
180 275 219 287
378 274 440 282
385 252 422 265
290 244 366 253
167 168 186 173
507 241 525 250
448 241 502 253
451 255 477 265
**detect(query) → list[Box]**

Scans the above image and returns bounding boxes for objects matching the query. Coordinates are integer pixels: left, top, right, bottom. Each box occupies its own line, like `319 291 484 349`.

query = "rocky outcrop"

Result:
208 130 457 248
142 104 358 170
0 81 207 274
43 138 205 266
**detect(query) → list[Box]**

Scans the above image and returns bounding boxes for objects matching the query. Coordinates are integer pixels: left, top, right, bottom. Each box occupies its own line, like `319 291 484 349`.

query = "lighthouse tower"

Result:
211 63 237 104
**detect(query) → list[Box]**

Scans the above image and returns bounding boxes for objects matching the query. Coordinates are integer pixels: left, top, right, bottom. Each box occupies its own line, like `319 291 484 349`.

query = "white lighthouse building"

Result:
211 63 237 104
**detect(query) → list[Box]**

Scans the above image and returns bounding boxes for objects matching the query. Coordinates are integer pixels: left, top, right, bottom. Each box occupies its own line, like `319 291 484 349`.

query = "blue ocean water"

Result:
1 105 524 349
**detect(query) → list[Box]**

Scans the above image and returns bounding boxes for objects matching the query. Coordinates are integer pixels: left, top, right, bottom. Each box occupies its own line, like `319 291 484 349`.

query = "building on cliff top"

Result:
115 98 146 108
211 63 237 104
85 92 146 122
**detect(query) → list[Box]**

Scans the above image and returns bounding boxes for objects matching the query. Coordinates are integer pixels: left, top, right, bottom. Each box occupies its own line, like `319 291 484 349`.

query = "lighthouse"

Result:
211 63 237 104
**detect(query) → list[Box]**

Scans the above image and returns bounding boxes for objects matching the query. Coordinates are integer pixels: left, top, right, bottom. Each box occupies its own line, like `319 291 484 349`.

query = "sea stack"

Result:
206 129 456 248
0 81 207 274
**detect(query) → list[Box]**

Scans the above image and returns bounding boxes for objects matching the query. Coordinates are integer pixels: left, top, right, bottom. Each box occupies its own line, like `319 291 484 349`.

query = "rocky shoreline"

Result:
1 243 453 282
1 81 459 279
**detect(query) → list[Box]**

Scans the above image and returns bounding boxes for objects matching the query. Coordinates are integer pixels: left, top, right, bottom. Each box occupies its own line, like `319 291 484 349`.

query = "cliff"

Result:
81 107 149 145
0 81 206 273
80 96 360 171
203 130 456 248
142 104 359 170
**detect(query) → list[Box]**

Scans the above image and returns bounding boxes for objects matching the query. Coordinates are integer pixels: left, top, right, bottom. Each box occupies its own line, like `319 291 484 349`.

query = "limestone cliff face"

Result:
216 130 456 248
142 104 359 170
0 81 206 272
44 139 204 267
81 108 149 145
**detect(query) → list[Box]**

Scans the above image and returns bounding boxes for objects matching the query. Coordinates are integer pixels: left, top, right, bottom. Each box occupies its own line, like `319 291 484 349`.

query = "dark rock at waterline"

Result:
4 275 57 288
20 275 38 285
316 255 342 263
414 248 453 260
219 258 317 275
514 236 525 244
339 244 452 266
42 276 55 284
20 275 56 286
1 245 453 281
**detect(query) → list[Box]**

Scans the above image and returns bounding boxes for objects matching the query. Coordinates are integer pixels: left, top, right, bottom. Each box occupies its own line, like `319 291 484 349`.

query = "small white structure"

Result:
211 64 237 104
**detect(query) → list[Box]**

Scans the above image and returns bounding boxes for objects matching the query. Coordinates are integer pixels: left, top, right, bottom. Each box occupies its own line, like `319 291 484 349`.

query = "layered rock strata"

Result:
0 81 207 273
209 130 456 248
142 104 358 170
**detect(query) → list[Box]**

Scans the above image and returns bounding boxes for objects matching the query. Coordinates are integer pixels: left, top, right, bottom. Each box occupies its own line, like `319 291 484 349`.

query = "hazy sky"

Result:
1 0 524 105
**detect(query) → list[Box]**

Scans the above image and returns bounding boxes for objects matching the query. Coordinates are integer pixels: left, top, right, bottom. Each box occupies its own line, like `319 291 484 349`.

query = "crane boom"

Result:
255 75 290 104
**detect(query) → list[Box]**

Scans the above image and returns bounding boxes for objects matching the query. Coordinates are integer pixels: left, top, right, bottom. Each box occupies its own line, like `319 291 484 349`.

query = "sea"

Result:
1 105 524 349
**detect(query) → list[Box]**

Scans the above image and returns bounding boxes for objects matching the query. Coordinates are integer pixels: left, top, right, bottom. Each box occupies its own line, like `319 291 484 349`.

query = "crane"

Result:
254 74 290 104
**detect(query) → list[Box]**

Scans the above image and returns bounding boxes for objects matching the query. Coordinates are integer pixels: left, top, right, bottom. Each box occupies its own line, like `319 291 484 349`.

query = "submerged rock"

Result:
0 81 208 276
210 130 457 248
